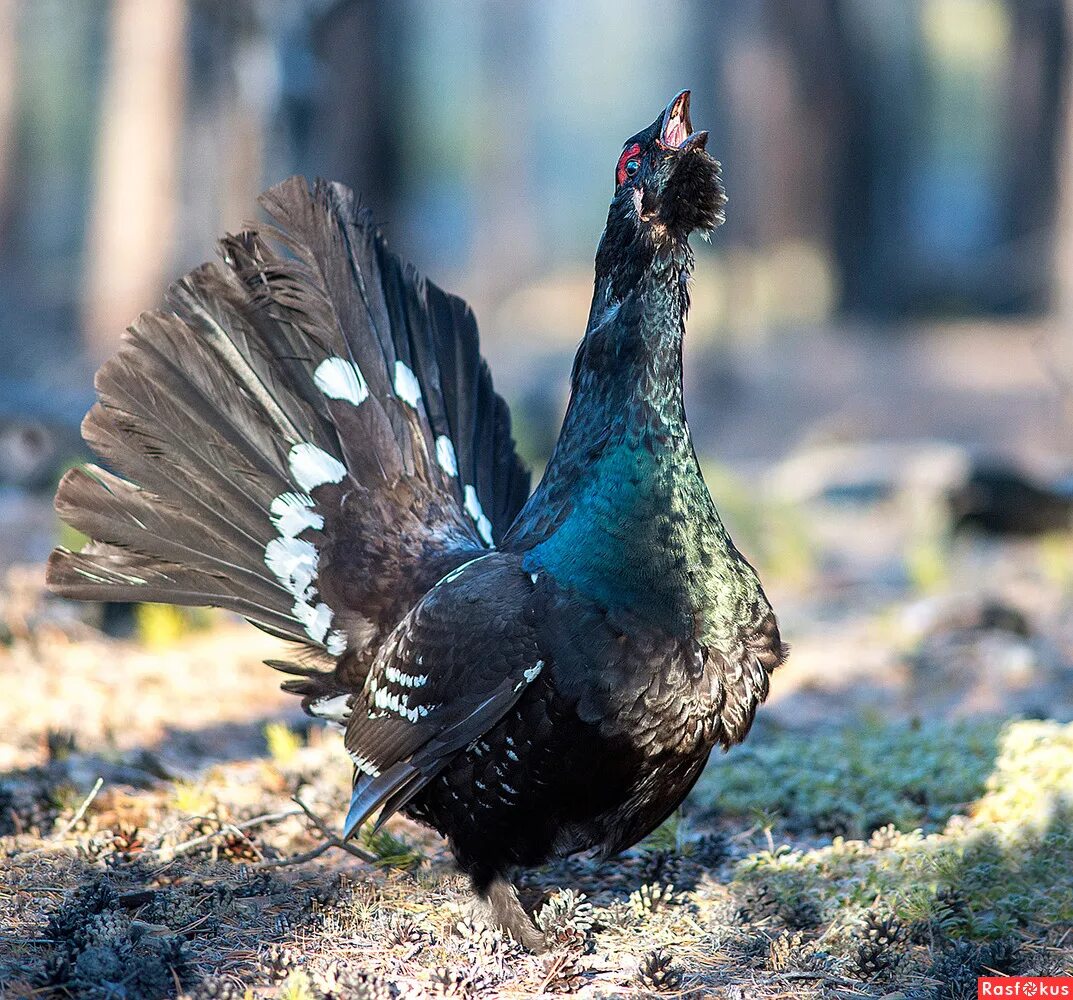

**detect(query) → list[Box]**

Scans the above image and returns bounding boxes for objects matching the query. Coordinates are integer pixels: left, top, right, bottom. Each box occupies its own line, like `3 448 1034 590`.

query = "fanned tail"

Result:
48 177 530 687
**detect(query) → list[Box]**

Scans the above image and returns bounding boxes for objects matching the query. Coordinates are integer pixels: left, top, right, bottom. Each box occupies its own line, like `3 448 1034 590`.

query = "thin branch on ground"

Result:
161 806 304 860
53 776 104 841
289 794 378 864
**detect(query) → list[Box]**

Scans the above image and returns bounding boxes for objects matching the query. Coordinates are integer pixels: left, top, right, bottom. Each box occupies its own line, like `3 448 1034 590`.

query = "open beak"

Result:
659 90 709 153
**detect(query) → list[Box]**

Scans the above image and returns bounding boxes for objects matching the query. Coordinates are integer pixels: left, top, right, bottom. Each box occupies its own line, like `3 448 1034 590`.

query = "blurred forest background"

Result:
3 0 1073 517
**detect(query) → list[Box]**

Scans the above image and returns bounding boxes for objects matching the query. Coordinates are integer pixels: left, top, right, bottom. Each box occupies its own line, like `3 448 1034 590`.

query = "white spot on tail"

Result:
524 660 544 683
265 536 318 597
288 443 347 492
314 357 369 405
393 361 421 408
435 435 458 477
292 596 333 644
310 693 352 723
464 485 494 546
269 492 323 538
325 630 348 656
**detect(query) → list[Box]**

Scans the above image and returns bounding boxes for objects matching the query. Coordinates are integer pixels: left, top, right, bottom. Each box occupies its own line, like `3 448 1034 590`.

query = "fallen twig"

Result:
161 806 304 860
252 795 377 868
53 777 104 841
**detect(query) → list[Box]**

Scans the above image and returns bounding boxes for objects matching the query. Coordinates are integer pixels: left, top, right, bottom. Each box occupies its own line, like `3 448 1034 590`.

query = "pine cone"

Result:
980 938 1021 976
387 915 434 949
537 889 594 950
110 821 145 854
595 899 638 931
188 977 246 1000
628 882 679 914
84 910 129 946
690 831 731 867
934 885 970 931
220 831 261 863
314 963 396 1000
636 948 682 992
258 943 299 982
737 882 781 923
767 930 806 972
541 952 586 993
848 939 895 980
428 966 476 998
862 911 902 948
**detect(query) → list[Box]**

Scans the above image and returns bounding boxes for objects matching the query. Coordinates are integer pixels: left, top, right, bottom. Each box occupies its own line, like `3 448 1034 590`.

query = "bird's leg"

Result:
474 875 547 953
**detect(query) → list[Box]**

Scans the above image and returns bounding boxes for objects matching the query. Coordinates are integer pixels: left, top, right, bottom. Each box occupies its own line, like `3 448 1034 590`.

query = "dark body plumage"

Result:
48 92 784 948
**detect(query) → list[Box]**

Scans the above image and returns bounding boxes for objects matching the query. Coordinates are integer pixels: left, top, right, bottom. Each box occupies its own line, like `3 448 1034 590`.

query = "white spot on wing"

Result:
524 660 544 683
384 664 428 688
348 749 381 777
464 485 494 546
270 492 323 538
435 435 458 477
314 357 369 405
371 682 431 723
288 443 347 492
393 361 421 408
265 537 318 597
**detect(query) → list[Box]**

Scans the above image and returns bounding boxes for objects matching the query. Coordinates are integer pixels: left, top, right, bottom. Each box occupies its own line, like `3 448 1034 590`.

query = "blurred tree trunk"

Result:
83 0 188 363
1052 0 1073 324
0 0 19 258
309 0 397 213
1004 0 1067 314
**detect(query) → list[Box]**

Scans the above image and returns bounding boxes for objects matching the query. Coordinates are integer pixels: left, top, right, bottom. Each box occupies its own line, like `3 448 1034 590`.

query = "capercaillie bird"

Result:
48 91 785 950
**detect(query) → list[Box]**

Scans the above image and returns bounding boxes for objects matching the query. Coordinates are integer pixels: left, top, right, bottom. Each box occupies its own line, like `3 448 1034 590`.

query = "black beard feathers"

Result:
595 148 726 301
658 148 726 237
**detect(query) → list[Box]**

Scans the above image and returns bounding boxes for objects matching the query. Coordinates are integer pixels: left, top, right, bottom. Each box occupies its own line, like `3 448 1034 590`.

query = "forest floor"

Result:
1 439 1072 999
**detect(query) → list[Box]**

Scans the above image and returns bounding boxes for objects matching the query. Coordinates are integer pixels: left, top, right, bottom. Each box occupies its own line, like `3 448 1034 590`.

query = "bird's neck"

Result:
507 248 730 635
544 247 695 497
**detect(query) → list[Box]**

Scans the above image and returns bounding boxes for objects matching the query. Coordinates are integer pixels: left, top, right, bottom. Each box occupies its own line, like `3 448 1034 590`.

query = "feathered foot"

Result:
474 876 547 953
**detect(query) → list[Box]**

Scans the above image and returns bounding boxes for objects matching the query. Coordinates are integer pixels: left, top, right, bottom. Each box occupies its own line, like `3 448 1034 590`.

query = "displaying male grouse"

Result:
48 91 785 949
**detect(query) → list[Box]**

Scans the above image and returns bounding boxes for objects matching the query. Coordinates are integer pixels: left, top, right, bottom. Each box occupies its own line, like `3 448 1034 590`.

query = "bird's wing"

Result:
334 553 545 837
48 177 529 700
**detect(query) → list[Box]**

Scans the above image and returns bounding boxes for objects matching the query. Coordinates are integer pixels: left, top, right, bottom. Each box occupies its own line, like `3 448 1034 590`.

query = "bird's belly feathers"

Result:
408 620 720 873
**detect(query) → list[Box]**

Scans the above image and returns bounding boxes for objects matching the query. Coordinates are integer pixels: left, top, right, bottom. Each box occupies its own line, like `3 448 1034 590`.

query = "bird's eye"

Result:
616 142 643 187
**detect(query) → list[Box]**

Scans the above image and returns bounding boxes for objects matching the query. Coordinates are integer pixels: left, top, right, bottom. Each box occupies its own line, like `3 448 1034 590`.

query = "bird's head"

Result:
610 90 725 243
593 91 725 300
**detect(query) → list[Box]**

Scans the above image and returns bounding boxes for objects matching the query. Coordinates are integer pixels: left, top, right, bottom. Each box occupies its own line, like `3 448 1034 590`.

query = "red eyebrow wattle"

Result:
616 143 642 186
